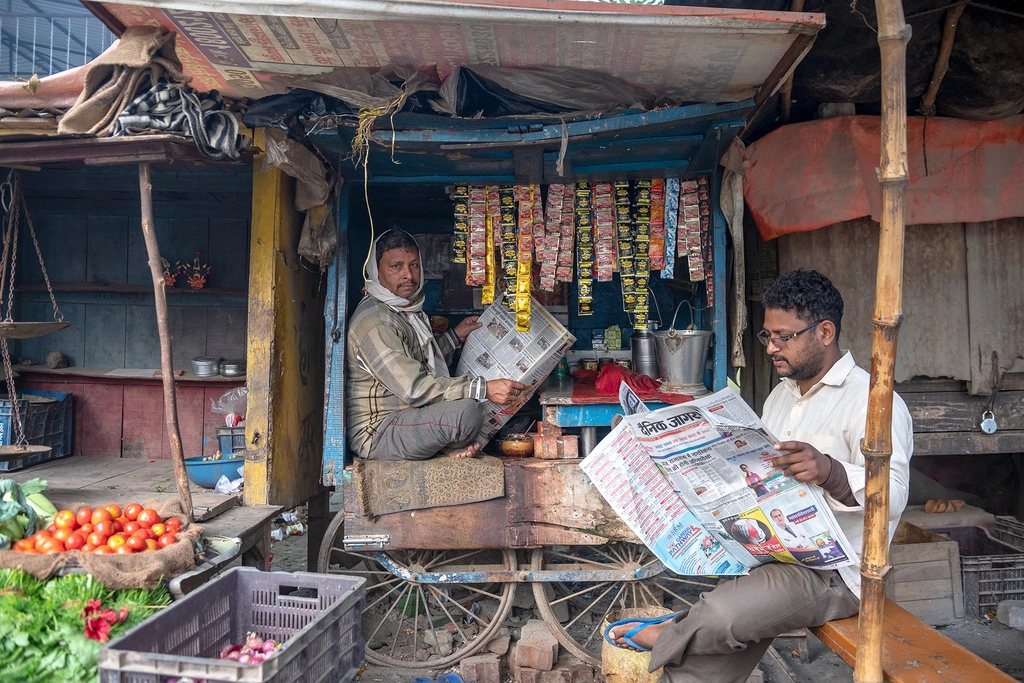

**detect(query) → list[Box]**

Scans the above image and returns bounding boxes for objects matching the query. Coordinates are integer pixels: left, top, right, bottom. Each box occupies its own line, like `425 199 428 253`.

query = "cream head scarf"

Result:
364 230 448 377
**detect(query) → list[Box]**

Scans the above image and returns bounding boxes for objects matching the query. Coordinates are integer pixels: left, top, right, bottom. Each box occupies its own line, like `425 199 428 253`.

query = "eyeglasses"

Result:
757 320 823 348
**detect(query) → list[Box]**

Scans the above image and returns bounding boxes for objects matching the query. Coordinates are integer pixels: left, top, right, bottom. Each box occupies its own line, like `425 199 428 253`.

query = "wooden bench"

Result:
811 599 1015 682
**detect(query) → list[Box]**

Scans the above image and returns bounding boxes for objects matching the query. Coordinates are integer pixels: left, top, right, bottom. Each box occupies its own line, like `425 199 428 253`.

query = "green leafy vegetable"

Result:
0 569 171 682
0 479 40 548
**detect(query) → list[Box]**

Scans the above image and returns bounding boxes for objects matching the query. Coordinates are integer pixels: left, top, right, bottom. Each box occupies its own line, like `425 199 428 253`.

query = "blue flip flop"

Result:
603 612 678 652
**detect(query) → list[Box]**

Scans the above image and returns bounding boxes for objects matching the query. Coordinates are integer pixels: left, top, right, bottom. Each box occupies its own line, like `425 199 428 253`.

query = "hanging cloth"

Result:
364 231 448 377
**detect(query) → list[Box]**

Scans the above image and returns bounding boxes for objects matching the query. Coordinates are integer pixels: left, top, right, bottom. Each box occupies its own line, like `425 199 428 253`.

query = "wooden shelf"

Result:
16 282 247 297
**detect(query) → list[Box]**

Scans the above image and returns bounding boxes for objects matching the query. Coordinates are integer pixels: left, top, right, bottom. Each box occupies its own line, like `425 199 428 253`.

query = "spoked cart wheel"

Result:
318 511 517 668
530 542 717 666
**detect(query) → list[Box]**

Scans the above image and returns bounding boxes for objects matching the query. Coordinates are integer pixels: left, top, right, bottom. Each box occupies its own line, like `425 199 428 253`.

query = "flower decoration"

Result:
161 257 177 288
179 251 212 291
82 598 128 642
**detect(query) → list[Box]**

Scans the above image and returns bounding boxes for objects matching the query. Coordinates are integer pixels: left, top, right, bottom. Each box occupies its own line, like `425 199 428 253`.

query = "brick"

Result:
745 669 764 683
534 661 596 683
516 619 558 671
486 627 511 655
518 668 543 683
460 652 501 683
532 435 579 459
539 422 563 436
996 600 1024 630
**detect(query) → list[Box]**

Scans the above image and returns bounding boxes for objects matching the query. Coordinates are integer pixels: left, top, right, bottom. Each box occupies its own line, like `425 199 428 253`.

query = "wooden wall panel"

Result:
123 305 160 369
86 215 129 284
84 304 127 367
167 305 209 369
965 219 1024 394
18 301 86 365
24 214 88 283
204 305 247 360
78 383 124 456
779 220 971 384
167 384 206 459
121 384 163 459
207 218 250 291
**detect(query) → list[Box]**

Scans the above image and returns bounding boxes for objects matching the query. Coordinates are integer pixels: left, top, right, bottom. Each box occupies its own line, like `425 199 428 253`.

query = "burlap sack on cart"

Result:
73 498 204 590
0 545 72 579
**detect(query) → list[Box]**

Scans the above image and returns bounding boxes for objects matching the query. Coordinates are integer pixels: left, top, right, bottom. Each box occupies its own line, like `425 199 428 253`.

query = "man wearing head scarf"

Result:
346 229 525 460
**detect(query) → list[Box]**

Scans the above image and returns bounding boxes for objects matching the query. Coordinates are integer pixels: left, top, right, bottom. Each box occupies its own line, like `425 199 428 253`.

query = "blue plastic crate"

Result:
216 425 246 454
0 390 72 471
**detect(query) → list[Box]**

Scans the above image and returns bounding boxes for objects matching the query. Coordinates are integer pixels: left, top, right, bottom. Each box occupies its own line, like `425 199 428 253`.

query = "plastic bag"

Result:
211 386 247 414
214 474 244 495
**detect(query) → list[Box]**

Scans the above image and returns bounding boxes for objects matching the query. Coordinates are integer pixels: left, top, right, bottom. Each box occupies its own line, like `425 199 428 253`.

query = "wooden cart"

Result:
317 455 717 669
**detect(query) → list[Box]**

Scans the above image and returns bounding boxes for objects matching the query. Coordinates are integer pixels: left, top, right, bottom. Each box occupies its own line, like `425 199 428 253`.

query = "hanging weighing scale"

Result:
0 171 71 460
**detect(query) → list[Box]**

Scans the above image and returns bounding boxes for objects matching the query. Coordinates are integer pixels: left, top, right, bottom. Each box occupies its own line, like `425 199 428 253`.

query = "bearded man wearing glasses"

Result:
607 269 913 683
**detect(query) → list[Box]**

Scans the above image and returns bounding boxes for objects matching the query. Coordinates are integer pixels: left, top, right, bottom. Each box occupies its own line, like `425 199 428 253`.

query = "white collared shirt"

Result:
761 351 914 597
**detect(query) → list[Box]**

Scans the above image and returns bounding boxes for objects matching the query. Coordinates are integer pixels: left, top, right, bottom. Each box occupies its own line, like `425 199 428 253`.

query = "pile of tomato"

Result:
11 503 181 555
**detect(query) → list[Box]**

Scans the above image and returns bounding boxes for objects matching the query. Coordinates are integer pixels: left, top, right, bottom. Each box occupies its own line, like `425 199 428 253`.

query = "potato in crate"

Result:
98 567 365 683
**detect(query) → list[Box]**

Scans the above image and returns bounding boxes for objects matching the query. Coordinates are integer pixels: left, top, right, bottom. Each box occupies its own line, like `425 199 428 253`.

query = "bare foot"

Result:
608 619 671 651
443 443 481 459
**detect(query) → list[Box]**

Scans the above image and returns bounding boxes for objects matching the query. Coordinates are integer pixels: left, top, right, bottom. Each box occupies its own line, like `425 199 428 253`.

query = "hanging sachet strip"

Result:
466 186 487 285
556 184 575 282
633 179 652 330
499 185 518 306
649 178 665 271
452 185 469 264
698 175 713 306
515 185 535 331
538 183 563 291
680 178 704 282
592 182 615 282
482 212 496 304
662 177 679 279
615 180 634 314
574 181 594 316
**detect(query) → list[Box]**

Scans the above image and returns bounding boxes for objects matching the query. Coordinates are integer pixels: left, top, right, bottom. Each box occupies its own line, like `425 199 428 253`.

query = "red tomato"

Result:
115 544 134 555
40 537 64 553
79 523 94 536
107 533 127 548
81 543 96 553
150 523 166 538
157 533 178 548
33 532 53 550
127 535 147 551
75 507 93 527
105 504 123 520
52 528 73 543
93 546 114 554
91 509 113 525
111 520 124 534
144 539 159 551
94 520 114 538
87 532 109 547
124 503 143 522
165 517 182 532
13 539 34 552
64 532 86 551
47 523 57 534
137 509 161 529
54 510 77 529
123 522 141 535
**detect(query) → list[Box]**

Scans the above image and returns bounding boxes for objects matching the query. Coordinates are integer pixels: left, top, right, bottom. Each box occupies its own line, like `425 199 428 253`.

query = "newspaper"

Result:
456 295 575 444
580 387 857 576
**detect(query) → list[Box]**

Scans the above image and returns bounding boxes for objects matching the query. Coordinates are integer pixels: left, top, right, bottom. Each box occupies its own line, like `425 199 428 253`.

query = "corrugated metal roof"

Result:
0 0 114 80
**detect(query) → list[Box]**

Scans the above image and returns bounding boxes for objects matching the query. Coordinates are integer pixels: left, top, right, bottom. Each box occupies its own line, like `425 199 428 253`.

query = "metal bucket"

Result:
653 302 711 396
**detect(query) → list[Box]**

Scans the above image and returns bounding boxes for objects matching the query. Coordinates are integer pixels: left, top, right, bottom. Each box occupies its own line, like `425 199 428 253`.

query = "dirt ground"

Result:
265 505 1024 683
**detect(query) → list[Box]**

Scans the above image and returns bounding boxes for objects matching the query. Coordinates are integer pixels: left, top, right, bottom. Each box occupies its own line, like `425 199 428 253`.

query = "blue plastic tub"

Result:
184 455 245 488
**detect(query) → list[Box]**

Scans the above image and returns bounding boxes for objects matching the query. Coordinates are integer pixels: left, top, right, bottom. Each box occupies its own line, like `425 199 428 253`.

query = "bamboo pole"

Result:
138 162 194 522
855 2 910 682
918 2 967 116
